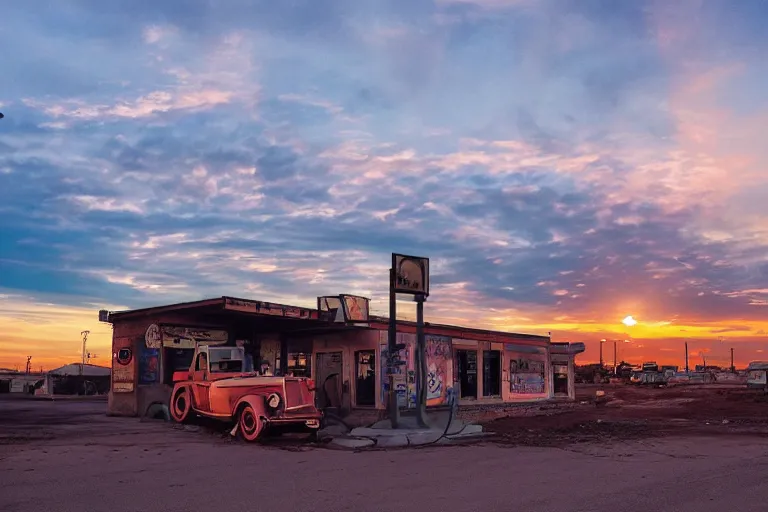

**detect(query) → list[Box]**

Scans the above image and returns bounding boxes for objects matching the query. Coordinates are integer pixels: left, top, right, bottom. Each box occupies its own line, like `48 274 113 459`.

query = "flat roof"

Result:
104 296 549 341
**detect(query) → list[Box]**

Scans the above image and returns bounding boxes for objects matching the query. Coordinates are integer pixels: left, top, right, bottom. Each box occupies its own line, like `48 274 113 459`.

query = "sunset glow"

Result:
2 1 768 370
622 316 638 328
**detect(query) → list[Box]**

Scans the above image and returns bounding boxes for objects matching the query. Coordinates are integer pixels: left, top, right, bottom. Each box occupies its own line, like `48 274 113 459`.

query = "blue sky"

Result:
2 0 768 367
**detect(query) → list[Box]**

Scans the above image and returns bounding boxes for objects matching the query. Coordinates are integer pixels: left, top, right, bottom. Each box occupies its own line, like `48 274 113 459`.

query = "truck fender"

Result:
235 394 268 417
234 394 269 442
170 384 192 423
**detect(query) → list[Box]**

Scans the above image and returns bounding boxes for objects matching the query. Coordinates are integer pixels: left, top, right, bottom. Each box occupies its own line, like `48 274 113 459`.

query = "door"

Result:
355 350 376 407
315 352 343 409
483 350 501 397
191 352 211 412
457 350 478 399
553 364 569 395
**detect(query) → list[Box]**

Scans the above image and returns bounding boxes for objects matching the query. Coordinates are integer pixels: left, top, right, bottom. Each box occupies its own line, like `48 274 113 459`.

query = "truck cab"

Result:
172 345 248 384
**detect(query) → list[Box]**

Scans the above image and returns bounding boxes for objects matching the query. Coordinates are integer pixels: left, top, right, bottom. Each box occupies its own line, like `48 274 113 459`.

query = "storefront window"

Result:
509 358 545 394
276 352 312 377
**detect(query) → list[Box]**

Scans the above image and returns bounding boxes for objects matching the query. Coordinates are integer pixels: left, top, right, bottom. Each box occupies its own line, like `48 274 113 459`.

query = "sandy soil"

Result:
2 389 768 512
483 384 768 447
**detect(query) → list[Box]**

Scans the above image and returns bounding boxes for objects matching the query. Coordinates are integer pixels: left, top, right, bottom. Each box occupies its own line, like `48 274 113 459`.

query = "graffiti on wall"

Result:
425 335 451 406
509 358 546 394
379 332 415 408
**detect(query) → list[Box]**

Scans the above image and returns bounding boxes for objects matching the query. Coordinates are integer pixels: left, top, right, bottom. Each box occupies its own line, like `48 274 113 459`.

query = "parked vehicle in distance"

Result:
746 361 768 391
170 345 322 441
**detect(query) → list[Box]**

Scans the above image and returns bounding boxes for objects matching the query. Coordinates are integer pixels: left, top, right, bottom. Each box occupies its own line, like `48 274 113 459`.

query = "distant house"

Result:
44 363 111 395
48 363 111 377
747 361 768 389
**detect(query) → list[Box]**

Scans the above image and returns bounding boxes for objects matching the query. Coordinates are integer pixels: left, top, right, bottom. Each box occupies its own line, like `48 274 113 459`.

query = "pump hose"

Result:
422 387 469 446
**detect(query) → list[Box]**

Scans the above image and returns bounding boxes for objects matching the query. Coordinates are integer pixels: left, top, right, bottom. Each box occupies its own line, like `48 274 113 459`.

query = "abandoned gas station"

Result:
104 294 585 418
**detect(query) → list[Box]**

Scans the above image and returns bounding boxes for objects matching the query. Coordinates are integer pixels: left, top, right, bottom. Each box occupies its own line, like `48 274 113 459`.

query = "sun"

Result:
622 315 637 327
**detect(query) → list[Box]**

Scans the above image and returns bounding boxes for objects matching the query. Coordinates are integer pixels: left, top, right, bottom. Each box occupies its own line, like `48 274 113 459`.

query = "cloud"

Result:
1 0 768 367
435 0 531 8
143 24 178 44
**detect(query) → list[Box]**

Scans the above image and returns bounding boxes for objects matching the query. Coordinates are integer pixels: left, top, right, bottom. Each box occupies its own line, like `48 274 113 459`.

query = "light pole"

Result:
599 339 605 367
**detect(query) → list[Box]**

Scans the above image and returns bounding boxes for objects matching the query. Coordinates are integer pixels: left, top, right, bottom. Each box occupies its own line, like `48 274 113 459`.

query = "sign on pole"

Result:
392 253 430 296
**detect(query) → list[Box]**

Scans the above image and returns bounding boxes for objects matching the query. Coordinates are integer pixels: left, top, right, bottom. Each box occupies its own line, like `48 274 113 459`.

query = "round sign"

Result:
145 323 162 348
116 348 133 366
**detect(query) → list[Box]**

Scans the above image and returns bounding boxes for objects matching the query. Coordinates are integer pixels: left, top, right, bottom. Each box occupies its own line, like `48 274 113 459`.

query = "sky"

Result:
2 0 768 370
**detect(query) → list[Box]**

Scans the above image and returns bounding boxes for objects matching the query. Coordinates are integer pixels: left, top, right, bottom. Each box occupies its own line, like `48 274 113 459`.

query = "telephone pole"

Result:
730 347 735 373
80 330 90 376
684 342 689 373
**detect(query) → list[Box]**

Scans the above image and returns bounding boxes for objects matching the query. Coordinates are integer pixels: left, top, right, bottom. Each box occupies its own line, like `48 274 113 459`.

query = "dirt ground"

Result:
3 390 768 512
483 384 768 447
3 394 768 512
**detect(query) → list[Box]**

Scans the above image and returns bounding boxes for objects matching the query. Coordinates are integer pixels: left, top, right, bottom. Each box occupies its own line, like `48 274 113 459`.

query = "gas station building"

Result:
103 295 585 418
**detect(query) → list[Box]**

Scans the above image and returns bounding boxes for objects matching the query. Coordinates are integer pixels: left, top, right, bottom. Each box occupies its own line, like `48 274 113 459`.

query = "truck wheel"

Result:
171 387 191 423
238 404 265 442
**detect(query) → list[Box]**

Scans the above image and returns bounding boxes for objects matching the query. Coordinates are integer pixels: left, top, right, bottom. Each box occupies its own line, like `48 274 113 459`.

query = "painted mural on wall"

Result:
379 331 415 408
509 358 546 394
425 335 451 406
138 346 159 385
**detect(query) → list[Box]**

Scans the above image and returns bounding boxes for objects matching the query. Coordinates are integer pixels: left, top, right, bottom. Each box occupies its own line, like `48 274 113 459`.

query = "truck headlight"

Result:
267 393 281 409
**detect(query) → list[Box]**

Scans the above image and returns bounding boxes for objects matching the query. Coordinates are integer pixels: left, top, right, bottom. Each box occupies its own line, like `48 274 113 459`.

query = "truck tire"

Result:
171 386 191 423
238 404 265 442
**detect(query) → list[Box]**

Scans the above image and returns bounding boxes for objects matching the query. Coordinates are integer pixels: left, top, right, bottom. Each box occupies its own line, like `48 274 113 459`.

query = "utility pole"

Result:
730 348 735 373
613 340 617 376
80 330 90 376
684 342 689 373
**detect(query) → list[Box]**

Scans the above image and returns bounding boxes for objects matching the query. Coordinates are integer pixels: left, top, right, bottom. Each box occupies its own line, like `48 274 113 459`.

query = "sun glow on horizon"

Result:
622 315 638 327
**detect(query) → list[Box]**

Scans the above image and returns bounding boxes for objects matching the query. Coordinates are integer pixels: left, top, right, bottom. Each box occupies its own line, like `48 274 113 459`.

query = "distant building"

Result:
0 364 111 395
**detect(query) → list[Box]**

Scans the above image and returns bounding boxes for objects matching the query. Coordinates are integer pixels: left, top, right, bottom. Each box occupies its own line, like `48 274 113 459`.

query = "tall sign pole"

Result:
414 292 428 428
389 253 430 429
387 268 399 428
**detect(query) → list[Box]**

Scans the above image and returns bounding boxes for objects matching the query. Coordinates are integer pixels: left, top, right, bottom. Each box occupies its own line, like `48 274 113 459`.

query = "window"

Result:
276 352 311 377
355 350 376 406
482 350 501 397
509 358 545 394
211 360 242 373
195 353 208 371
